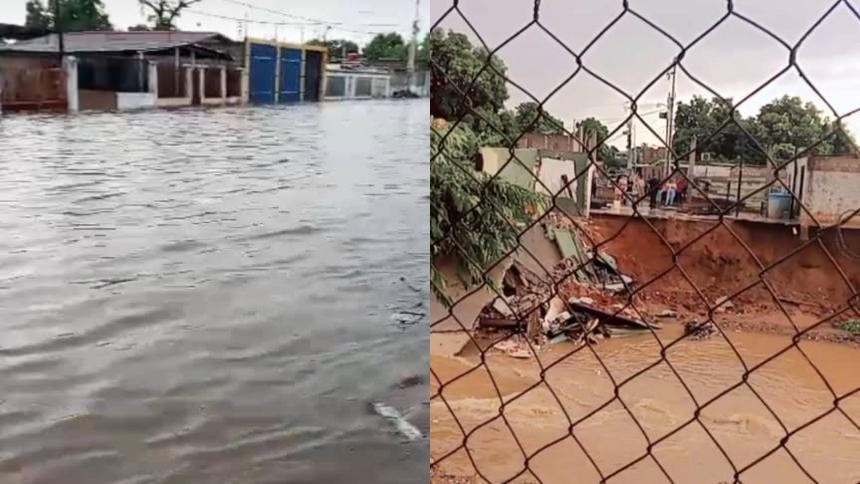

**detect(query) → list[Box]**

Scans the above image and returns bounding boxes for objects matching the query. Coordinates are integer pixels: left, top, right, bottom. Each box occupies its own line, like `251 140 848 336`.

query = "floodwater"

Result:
0 100 428 483
431 328 860 483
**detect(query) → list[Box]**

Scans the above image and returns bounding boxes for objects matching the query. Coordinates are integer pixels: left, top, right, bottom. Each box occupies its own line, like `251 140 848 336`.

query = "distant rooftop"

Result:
0 30 236 59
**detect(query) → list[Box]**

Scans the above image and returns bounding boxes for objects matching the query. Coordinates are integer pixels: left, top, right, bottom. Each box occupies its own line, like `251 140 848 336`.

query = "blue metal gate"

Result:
279 48 302 103
249 43 276 103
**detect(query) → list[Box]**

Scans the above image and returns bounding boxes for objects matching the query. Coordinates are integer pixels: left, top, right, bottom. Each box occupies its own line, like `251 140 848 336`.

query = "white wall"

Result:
116 92 156 111
63 56 79 113
801 156 860 227
536 157 578 201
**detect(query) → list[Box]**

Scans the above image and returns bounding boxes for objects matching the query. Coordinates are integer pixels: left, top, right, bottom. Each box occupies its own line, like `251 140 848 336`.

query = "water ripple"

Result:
0 100 428 483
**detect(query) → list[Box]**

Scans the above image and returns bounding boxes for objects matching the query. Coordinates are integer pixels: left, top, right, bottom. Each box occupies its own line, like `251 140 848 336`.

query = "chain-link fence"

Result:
430 1 860 482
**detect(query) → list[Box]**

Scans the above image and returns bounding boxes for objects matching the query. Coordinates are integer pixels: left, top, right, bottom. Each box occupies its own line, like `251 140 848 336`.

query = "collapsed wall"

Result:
588 215 860 309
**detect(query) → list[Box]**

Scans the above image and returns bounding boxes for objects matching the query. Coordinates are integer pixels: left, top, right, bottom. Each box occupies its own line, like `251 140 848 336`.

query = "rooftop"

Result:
0 31 236 59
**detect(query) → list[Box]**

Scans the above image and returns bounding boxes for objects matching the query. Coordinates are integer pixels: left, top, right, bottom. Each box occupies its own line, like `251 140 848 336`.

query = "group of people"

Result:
612 171 689 210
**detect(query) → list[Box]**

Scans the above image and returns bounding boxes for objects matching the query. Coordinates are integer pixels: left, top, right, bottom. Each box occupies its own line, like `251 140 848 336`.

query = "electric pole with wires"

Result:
407 0 420 94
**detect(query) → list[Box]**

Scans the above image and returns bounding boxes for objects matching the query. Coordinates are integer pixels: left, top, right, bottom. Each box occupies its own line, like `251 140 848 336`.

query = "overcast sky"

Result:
1 0 429 45
432 0 860 148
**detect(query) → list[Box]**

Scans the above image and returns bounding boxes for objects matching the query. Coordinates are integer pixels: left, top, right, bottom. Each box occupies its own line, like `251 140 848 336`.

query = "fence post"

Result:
736 157 744 217
220 66 227 103
148 61 157 98
63 56 78 113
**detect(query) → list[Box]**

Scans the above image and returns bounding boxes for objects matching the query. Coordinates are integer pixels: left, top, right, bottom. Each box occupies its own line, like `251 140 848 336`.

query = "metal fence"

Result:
0 57 67 112
430 0 860 482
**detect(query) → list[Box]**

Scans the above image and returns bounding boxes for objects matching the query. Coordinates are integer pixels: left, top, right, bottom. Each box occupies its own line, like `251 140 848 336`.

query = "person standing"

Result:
676 176 688 205
647 176 660 209
664 177 678 206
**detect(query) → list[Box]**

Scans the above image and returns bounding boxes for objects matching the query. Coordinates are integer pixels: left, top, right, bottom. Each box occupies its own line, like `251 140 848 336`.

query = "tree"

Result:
28 0 113 31
514 101 564 134
430 118 541 305
462 107 520 147
307 38 359 60
25 0 50 30
363 32 406 61
128 24 151 31
672 94 857 165
430 29 509 124
138 0 201 31
417 32 429 64
578 117 620 165
754 95 838 160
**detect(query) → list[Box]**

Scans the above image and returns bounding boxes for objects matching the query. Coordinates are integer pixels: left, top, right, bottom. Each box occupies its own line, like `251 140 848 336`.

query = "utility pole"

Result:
53 0 64 62
407 0 420 93
665 62 678 178
626 116 634 169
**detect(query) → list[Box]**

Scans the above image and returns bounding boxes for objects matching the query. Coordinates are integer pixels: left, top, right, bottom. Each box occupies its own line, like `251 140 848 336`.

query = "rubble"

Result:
657 309 678 318
476 218 659 355
685 320 718 340
714 296 735 314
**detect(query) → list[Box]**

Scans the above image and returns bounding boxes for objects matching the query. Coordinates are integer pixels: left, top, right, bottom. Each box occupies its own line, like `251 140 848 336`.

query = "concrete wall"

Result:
537 157 578 200
800 155 860 227
517 132 585 152
323 71 391 100
79 89 117 111
116 92 156 111
63 56 78 112
479 148 539 190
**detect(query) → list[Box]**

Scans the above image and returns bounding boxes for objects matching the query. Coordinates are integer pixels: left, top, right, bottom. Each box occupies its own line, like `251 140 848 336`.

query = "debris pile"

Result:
684 319 718 340
477 220 662 357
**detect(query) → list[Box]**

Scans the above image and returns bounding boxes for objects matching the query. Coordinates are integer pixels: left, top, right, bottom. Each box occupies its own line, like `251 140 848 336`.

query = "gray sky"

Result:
2 0 429 45
432 0 860 148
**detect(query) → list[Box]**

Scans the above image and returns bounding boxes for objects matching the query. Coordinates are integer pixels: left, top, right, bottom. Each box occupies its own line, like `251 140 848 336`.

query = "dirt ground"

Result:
581 214 860 344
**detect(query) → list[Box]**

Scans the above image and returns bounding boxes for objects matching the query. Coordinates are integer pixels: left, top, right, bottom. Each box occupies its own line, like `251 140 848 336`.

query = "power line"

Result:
211 0 403 29
184 9 394 36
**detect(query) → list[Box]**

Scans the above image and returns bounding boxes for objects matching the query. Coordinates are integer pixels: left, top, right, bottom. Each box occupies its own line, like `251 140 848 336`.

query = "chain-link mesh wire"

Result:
430 1 860 482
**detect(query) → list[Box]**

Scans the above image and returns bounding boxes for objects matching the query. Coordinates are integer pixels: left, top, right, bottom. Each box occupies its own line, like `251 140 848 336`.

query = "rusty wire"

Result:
430 1 860 482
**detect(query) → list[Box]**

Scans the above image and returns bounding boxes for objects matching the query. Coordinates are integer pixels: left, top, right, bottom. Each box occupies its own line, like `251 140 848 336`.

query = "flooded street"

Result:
0 101 428 483
432 328 860 483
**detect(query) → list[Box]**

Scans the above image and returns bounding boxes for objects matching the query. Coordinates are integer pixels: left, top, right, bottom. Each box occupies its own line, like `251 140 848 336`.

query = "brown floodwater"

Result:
0 101 428 483
431 327 860 483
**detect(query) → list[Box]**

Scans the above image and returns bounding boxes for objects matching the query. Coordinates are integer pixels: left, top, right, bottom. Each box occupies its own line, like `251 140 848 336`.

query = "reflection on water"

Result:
0 101 428 483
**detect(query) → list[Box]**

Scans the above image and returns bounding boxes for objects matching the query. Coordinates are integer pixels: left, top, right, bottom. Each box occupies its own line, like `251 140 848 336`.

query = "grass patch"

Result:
838 319 860 334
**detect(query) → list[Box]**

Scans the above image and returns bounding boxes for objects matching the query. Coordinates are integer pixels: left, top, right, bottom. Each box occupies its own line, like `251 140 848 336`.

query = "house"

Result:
0 31 245 112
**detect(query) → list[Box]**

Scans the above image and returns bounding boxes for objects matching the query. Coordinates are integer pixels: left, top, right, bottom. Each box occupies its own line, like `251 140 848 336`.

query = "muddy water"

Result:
431 328 860 483
0 101 428 483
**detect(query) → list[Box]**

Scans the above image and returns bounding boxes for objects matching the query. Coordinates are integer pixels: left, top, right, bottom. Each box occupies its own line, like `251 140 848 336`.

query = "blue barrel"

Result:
767 191 792 219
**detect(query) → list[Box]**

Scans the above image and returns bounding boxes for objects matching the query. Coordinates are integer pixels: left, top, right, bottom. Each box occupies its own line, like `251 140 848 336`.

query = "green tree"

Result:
138 0 200 31
363 32 406 61
753 95 847 160
672 94 856 164
25 0 50 30
430 118 541 305
578 117 620 165
417 32 429 64
462 107 519 147
28 0 113 31
514 101 564 134
430 29 509 123
672 96 721 159
307 38 359 60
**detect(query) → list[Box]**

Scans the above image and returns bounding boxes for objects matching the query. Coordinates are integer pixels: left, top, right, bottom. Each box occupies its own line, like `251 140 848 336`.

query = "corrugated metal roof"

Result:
0 31 234 56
